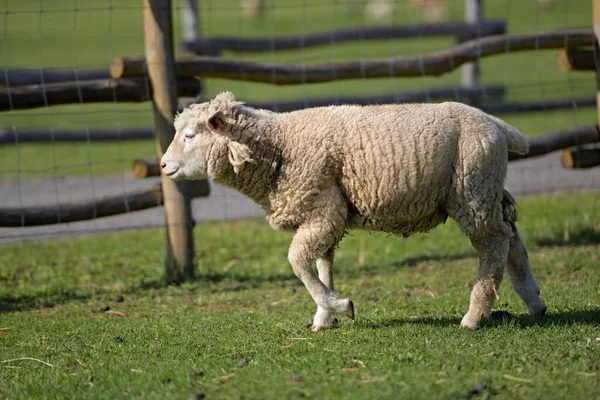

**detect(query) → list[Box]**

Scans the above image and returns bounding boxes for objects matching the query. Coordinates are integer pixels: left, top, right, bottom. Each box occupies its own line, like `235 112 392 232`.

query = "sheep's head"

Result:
161 92 254 181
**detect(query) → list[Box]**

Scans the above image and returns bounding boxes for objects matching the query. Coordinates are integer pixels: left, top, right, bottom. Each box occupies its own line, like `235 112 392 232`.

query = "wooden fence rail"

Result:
3 91 595 146
480 97 596 115
0 68 110 87
558 48 596 71
247 95 595 115
508 125 600 161
0 128 154 144
182 20 507 55
244 85 505 111
111 29 594 85
0 78 202 112
0 180 210 227
1 126 594 227
562 146 600 168
131 125 600 179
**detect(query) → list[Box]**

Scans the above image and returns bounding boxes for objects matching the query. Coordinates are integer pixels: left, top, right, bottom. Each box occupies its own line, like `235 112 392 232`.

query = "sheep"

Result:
161 92 547 331
241 0 266 20
365 0 447 22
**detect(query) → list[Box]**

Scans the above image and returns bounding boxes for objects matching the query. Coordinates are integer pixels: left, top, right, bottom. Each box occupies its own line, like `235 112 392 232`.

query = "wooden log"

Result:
4 92 589 146
480 96 596 114
181 20 507 55
509 125 600 161
111 29 594 84
558 48 596 71
246 85 506 112
0 78 202 111
0 181 210 227
594 0 600 128
0 127 154 145
145 0 196 283
242 94 594 115
0 68 110 87
561 147 600 168
133 125 598 167
132 157 161 179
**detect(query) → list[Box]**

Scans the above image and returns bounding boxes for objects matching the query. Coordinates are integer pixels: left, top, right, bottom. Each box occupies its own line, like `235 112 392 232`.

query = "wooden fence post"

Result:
182 0 200 43
462 0 482 103
594 0 600 126
144 0 195 283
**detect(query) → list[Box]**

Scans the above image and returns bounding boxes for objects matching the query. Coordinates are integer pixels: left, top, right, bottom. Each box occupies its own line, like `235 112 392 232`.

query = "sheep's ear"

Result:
227 141 255 174
206 110 227 133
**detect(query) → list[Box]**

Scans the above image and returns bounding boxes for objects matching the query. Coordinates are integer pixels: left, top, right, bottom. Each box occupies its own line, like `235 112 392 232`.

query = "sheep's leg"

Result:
316 248 335 291
507 227 547 318
289 227 354 331
314 248 338 328
460 231 508 329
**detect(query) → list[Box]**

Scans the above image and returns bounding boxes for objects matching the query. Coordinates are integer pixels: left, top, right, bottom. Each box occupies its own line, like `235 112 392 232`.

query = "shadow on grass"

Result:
534 227 600 248
341 252 476 279
354 308 600 330
0 289 93 313
0 271 299 313
1 243 594 315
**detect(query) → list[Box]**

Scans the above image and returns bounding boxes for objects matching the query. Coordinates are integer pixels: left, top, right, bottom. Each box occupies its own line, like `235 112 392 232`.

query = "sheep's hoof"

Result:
459 314 480 330
530 305 547 320
310 318 339 332
345 300 355 320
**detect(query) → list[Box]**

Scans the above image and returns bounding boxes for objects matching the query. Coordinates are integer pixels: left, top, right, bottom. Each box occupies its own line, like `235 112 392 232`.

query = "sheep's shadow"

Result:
354 308 600 329
340 252 475 279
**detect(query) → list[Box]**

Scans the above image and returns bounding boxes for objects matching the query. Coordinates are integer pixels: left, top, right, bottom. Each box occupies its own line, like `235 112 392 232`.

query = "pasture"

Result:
2 193 599 399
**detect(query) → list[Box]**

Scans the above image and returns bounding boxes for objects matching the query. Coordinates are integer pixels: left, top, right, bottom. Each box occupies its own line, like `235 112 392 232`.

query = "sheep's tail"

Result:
489 115 530 155
502 189 519 226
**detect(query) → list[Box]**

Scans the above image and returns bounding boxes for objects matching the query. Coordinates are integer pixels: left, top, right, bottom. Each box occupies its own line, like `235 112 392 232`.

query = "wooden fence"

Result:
1 0 600 282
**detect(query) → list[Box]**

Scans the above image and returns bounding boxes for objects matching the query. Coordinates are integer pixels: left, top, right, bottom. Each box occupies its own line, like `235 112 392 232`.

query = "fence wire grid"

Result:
0 0 598 288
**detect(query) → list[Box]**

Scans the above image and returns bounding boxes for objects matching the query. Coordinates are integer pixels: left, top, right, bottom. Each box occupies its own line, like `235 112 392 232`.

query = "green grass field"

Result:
0 0 596 178
1 192 599 399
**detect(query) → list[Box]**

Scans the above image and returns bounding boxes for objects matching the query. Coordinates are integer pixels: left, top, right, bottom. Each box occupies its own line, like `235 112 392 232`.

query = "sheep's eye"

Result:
183 128 195 142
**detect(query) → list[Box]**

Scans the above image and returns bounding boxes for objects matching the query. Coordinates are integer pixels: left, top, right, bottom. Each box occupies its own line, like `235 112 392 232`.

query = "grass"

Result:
1 192 599 399
0 0 597 178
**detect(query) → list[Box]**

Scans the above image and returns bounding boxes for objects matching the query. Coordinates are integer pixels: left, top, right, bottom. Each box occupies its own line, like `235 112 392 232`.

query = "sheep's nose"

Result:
160 161 167 169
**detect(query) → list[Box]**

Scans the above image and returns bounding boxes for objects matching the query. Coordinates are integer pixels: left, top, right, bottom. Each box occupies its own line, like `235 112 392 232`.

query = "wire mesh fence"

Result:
0 0 598 286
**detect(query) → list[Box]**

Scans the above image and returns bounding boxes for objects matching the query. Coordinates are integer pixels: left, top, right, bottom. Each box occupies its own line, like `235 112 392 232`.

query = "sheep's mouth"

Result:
163 167 182 179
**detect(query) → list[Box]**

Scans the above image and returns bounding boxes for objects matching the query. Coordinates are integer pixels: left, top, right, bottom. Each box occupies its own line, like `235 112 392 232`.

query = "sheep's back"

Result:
275 103 507 235
323 105 457 230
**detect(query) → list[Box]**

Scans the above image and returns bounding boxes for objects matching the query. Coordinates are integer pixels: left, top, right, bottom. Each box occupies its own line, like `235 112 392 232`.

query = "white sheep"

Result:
161 92 547 330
